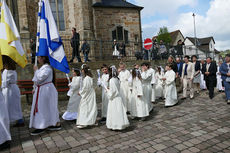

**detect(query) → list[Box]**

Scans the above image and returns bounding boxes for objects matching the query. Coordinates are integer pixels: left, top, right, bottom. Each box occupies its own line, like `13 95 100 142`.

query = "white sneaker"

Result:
77 125 87 129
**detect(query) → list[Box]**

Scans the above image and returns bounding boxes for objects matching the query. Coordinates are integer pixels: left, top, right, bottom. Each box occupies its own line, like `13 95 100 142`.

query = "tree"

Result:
157 27 172 44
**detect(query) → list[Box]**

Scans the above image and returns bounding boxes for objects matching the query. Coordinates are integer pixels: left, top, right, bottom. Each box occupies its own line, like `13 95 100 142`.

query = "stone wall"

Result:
93 7 142 59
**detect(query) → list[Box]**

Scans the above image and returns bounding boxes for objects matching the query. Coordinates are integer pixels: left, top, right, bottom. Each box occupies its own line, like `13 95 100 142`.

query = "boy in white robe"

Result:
30 56 60 135
0 79 11 150
162 64 178 107
77 65 98 128
62 68 82 120
130 68 149 120
118 62 131 112
106 65 129 130
2 56 24 127
141 62 153 112
97 64 109 123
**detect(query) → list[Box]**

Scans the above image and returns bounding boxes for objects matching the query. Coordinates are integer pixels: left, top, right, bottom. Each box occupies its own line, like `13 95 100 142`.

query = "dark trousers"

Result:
205 78 215 99
71 46 81 62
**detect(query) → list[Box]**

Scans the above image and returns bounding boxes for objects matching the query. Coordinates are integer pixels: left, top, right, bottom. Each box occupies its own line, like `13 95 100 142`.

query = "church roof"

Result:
92 0 143 10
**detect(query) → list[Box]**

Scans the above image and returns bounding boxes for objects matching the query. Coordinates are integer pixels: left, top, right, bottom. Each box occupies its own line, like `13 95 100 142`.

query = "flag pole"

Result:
35 0 42 66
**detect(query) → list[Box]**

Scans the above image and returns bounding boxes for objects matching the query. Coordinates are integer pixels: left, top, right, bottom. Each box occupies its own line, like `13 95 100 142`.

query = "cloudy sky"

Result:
127 0 230 51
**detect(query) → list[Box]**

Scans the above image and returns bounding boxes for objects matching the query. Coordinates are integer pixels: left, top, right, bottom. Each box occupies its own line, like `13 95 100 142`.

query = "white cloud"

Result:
135 0 230 50
133 0 197 17
172 0 230 50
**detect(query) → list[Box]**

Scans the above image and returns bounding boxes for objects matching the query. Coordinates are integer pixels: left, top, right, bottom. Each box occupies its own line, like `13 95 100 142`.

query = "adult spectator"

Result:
181 56 195 99
176 40 184 59
159 40 167 59
30 39 36 64
192 55 201 94
120 42 126 57
176 57 183 93
220 54 230 104
202 57 217 99
70 28 81 63
81 39 90 63
167 56 178 74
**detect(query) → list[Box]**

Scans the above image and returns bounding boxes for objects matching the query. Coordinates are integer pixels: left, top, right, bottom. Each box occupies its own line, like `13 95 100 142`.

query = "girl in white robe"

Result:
163 65 178 107
130 68 149 120
62 68 82 120
200 60 207 90
106 66 129 130
77 65 98 128
0 89 11 149
217 63 224 92
97 64 109 122
149 67 156 103
30 56 60 135
155 67 165 99
118 62 131 112
1 56 24 126
141 62 153 112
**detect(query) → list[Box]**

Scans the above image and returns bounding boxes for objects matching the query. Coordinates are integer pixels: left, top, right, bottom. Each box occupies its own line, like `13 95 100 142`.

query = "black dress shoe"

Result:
30 129 45 136
0 141 10 150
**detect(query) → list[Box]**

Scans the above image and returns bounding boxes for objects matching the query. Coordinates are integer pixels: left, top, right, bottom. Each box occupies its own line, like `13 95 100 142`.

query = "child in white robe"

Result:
2 56 24 127
62 68 82 120
0 81 11 150
106 65 129 130
118 62 131 112
217 62 224 92
149 67 156 103
162 64 178 107
77 65 98 128
141 62 153 112
97 64 109 123
130 68 149 120
155 67 165 99
30 56 60 135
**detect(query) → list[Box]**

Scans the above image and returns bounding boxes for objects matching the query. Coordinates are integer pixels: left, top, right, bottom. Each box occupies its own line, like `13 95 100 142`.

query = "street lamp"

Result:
192 13 198 58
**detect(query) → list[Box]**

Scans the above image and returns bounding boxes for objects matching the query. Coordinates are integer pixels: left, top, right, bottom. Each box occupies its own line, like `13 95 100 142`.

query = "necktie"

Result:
184 64 188 76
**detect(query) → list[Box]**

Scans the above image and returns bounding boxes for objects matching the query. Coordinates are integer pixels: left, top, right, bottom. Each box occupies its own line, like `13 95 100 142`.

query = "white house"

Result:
183 37 220 61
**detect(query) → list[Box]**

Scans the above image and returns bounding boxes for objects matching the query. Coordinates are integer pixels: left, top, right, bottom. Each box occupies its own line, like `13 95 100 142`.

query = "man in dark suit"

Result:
176 57 184 93
70 27 81 63
202 57 217 99
167 56 178 74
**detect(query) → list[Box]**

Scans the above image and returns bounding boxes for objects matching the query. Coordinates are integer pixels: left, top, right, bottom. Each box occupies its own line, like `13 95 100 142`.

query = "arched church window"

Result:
50 0 65 31
112 26 129 43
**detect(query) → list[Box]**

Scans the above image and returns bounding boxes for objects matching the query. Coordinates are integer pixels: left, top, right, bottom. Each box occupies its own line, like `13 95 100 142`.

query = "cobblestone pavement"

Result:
1 90 230 153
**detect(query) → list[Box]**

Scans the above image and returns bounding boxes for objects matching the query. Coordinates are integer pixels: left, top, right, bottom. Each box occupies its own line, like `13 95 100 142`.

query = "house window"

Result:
50 0 65 31
112 26 129 43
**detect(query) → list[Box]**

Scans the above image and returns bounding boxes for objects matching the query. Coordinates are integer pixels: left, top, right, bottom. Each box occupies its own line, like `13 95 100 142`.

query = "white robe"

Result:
29 64 60 129
200 64 207 90
106 77 129 130
118 69 131 111
0 91 11 145
77 76 97 126
164 70 178 107
149 68 156 102
62 76 82 120
98 74 109 118
155 72 164 99
130 78 149 117
141 69 153 112
216 66 224 91
2 69 23 122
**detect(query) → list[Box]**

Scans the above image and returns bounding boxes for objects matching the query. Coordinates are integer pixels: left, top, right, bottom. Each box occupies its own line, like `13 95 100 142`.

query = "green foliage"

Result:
220 49 230 57
157 27 172 44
